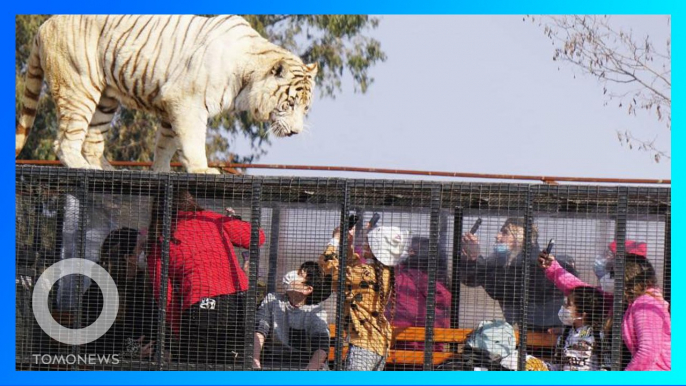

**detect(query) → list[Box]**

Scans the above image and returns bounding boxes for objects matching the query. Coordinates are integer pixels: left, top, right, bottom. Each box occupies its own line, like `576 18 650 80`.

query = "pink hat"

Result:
609 240 647 257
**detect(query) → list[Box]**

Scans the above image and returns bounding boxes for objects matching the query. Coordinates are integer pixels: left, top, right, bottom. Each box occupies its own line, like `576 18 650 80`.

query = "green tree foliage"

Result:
15 15 386 164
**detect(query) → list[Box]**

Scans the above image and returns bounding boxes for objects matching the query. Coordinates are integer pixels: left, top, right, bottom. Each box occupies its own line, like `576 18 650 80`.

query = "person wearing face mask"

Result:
593 240 648 295
252 262 331 370
539 242 671 371
545 286 606 371
460 218 577 330
81 227 161 359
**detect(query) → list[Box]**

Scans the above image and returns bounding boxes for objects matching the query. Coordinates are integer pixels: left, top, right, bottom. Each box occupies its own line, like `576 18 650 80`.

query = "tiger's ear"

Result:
271 60 289 78
304 62 318 77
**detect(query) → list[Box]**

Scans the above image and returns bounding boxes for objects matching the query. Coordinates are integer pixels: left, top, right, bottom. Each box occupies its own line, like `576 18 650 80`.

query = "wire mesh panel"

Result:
250 178 345 371
17 167 166 370
15 166 670 372
439 184 534 371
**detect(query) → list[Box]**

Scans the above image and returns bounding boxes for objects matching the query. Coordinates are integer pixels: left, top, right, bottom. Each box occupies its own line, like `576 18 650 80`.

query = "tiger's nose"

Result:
286 131 295 137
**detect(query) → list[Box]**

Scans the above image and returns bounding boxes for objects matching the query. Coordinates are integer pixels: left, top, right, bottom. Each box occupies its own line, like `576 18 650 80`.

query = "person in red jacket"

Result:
147 190 266 364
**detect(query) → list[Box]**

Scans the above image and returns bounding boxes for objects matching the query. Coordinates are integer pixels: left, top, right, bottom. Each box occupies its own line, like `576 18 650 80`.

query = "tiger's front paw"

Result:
189 167 221 175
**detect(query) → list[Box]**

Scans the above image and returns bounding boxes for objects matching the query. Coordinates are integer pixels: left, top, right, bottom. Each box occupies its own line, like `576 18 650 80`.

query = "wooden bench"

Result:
327 324 558 366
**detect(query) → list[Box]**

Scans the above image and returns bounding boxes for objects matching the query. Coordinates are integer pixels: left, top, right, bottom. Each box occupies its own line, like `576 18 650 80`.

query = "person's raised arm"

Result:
319 227 353 284
221 209 266 249
459 233 486 287
539 252 591 295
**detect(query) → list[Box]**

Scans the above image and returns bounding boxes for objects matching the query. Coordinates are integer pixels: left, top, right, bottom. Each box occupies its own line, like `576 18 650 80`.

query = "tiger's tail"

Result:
16 34 44 158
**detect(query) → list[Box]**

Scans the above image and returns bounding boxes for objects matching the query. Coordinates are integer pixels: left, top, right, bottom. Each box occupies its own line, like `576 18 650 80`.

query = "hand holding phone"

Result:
347 214 359 231
545 239 555 254
368 213 381 229
470 218 483 235
226 207 242 220
538 239 555 269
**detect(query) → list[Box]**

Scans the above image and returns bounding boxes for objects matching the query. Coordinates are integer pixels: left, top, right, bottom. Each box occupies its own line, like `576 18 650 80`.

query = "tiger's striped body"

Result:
16 15 317 173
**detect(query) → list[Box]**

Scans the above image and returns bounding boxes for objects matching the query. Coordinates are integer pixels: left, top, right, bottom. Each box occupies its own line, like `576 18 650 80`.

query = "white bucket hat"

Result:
367 226 410 267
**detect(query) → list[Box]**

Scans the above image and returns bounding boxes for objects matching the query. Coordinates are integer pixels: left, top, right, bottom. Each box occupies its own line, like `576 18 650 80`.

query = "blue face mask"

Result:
494 243 510 255
593 256 607 279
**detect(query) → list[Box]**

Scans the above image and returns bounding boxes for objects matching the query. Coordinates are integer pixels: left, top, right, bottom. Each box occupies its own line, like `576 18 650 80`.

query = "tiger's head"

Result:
239 57 318 138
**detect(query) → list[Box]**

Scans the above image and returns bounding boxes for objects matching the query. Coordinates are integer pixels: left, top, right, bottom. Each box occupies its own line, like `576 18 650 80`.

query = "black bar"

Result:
71 174 89 367
155 179 173 369
29 196 42 270
23 190 43 361
266 206 281 294
663 211 671 308
450 206 464 331
423 186 442 370
352 208 364 253
611 187 629 371
438 210 448 267
333 182 351 371
243 182 263 370
517 188 533 371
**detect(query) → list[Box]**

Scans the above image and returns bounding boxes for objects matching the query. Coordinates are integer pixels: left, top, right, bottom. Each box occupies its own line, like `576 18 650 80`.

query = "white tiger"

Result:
16 15 318 174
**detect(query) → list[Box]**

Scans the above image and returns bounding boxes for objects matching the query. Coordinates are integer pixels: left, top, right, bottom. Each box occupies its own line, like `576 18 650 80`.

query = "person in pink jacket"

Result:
385 237 452 352
539 244 670 371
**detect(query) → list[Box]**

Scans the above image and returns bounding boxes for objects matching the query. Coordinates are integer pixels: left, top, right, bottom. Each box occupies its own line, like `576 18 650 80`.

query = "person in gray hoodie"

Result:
252 261 331 370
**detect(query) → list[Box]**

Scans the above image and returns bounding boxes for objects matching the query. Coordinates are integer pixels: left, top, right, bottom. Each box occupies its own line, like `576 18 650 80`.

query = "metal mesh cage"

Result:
16 166 670 371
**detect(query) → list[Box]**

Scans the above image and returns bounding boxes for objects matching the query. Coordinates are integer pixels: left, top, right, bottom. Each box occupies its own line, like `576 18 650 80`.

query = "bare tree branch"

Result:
530 14 671 162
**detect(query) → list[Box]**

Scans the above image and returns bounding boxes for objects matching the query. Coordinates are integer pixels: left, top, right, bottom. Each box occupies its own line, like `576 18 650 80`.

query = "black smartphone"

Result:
369 212 381 228
347 214 359 231
545 239 556 254
470 218 483 235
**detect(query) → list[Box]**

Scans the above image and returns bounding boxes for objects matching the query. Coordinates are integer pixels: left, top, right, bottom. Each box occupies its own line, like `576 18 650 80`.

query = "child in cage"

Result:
319 224 410 371
539 244 671 371
252 261 331 370
546 286 606 371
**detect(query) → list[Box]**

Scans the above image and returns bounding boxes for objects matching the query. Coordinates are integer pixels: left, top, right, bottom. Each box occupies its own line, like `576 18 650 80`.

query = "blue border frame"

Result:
4 1 679 384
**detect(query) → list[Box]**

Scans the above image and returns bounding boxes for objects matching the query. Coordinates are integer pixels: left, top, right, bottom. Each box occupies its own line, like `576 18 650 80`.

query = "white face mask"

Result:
600 274 615 294
558 306 576 326
137 250 146 266
282 270 301 291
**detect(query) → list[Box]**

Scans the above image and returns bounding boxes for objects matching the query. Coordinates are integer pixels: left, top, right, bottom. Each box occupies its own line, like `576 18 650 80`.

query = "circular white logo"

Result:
32 258 119 345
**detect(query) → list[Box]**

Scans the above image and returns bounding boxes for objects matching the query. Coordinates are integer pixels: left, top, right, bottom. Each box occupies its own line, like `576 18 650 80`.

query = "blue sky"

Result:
232 15 671 182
